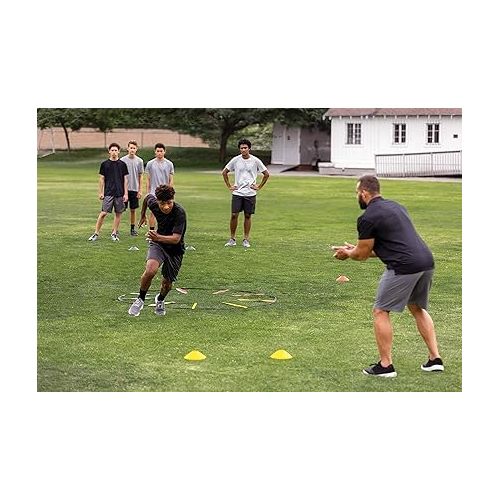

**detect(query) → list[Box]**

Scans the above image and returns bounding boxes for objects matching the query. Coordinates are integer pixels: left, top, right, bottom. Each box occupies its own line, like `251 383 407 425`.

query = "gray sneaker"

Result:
154 294 166 316
128 297 144 316
111 232 120 242
88 233 99 241
224 238 236 247
242 239 251 248
130 229 138 236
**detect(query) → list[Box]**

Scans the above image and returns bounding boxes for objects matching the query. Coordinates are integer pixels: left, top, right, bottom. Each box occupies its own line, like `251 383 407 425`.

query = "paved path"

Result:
203 164 462 182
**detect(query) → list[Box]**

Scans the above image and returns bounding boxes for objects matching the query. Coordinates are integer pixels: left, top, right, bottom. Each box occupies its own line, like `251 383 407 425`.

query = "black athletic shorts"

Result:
231 195 256 215
125 190 139 210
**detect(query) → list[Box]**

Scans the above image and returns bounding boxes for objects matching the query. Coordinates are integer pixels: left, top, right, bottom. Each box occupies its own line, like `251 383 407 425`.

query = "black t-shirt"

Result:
357 196 434 274
99 159 129 197
146 195 187 255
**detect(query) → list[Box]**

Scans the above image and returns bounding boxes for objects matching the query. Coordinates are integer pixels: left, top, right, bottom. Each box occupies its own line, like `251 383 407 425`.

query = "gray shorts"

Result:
147 242 183 282
102 195 125 214
374 268 434 312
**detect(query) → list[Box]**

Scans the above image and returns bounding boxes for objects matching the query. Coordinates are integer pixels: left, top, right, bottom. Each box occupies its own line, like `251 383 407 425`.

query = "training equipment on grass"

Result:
270 349 293 360
184 350 206 361
336 275 350 283
222 302 248 309
118 287 277 310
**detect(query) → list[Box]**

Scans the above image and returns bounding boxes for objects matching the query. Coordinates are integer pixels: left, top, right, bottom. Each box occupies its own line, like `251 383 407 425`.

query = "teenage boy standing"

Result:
145 143 174 231
120 140 144 236
222 138 269 248
88 143 128 242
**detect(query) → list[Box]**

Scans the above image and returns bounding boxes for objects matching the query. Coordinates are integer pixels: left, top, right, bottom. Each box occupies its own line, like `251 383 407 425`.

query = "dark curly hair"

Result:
238 138 251 149
155 185 175 201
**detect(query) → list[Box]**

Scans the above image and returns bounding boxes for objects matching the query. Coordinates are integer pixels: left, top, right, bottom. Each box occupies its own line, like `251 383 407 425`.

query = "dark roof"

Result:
324 108 462 118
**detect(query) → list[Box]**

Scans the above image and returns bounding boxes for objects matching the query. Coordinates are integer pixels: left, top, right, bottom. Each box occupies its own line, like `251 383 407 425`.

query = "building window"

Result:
427 123 440 144
393 123 406 144
346 123 361 144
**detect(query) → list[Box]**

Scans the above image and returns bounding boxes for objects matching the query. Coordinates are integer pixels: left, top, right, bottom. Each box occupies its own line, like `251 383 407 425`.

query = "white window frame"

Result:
393 122 407 145
346 122 362 145
426 122 440 145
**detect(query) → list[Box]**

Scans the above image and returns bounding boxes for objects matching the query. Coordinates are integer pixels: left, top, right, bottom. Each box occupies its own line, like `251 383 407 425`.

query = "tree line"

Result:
37 108 328 163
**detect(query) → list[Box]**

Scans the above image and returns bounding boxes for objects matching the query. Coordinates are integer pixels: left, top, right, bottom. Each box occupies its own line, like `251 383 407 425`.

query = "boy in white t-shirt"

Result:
221 138 270 248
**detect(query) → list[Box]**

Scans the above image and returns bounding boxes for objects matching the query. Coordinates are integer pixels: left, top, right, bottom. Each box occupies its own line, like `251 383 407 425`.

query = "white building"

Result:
271 123 330 169
319 108 462 177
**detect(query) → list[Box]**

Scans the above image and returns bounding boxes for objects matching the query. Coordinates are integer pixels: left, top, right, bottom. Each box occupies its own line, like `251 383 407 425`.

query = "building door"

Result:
283 127 300 165
271 123 285 164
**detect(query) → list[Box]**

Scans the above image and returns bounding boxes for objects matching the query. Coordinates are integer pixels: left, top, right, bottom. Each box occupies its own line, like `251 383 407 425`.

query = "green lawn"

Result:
37 148 462 391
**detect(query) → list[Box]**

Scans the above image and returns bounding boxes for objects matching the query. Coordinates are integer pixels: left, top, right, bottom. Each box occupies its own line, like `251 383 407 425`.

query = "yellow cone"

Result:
270 349 293 360
184 350 206 361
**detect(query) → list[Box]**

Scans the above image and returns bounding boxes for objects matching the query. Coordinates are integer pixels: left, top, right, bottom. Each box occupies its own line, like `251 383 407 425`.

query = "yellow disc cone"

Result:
184 350 206 361
270 349 293 360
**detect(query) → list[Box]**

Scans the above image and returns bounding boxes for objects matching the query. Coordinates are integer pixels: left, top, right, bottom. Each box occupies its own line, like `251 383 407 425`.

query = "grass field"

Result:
37 148 462 392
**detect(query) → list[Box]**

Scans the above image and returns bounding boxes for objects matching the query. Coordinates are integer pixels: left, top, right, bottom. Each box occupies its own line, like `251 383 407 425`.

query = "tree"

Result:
37 108 329 159
122 108 328 163
37 108 123 152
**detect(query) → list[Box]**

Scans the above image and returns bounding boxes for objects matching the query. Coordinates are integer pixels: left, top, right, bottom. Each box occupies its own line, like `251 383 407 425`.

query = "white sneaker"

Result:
242 239 251 248
88 233 98 241
128 297 144 316
111 233 120 242
154 294 166 316
224 238 236 247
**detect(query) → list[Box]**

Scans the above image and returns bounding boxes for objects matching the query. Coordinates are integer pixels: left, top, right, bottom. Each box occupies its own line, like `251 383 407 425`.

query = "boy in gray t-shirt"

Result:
120 140 144 236
145 142 174 230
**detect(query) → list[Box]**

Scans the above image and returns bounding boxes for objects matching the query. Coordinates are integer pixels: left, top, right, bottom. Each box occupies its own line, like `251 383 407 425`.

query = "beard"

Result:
358 196 368 210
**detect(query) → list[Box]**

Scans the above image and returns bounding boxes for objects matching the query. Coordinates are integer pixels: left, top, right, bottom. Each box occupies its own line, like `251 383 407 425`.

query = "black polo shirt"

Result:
357 196 434 275
146 195 187 255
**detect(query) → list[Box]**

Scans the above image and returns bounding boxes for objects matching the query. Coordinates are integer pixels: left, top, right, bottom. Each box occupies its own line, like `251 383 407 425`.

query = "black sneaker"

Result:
362 361 397 378
421 357 444 372
130 229 138 236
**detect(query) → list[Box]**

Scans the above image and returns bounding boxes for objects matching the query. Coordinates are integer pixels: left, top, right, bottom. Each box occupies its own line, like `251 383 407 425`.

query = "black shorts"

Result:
231 195 256 215
125 191 139 210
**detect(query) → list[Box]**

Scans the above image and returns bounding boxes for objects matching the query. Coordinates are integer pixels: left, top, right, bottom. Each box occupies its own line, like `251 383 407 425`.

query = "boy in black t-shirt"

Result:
88 143 129 242
128 185 187 317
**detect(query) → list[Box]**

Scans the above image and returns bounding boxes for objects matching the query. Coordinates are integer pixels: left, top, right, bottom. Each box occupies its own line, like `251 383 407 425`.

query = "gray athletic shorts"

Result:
102 195 125 214
374 268 434 312
147 242 183 282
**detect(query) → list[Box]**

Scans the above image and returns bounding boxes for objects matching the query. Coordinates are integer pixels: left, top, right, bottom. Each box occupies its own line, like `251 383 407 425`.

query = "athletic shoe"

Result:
242 239 251 248
154 294 166 316
128 298 144 316
88 233 98 241
224 238 236 247
421 357 444 372
362 361 397 378
111 232 120 242
130 229 138 236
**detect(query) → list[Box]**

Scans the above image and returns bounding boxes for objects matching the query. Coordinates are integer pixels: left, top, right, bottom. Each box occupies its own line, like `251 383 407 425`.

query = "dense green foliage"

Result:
37 149 462 391
37 108 327 160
